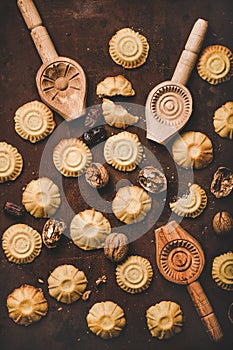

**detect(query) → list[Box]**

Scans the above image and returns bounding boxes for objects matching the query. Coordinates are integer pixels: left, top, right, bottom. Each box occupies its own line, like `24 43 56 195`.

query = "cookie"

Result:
14 100 55 143
86 301 126 339
172 131 213 169
53 138 92 177
146 301 183 339
102 98 139 128
213 101 233 139
70 209 111 250
116 255 153 294
197 45 233 85
169 184 207 218
112 185 152 224
104 131 142 172
22 177 61 218
48 264 88 304
0 142 23 183
2 223 42 264
109 27 149 69
7 284 48 326
212 252 233 291
96 75 135 97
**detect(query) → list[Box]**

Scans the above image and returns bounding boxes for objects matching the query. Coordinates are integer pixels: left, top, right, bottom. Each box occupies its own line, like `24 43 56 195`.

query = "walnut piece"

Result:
210 167 233 198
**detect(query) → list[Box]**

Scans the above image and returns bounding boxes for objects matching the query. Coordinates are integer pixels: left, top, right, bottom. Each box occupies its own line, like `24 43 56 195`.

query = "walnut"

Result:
210 167 233 198
104 233 129 262
213 211 233 234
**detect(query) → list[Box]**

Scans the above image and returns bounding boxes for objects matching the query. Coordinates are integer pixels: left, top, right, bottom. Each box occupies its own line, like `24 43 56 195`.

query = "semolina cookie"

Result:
86 301 126 339
212 252 233 291
112 185 152 224
146 301 183 339
197 45 233 85
2 223 42 264
48 264 88 304
172 131 213 169
0 142 23 183
104 131 142 172
109 27 149 69
70 209 111 250
213 101 233 139
116 255 153 294
7 284 48 326
14 100 55 143
102 98 139 128
96 75 135 97
22 177 61 218
169 184 207 218
53 138 92 177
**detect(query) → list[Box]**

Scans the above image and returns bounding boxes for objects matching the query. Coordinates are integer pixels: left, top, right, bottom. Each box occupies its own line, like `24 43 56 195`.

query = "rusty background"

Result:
0 1 233 349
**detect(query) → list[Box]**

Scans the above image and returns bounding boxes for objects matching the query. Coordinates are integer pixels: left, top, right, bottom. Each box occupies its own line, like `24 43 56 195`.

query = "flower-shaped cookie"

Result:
48 264 88 304
86 301 126 339
112 186 152 224
7 284 48 326
146 301 183 339
22 177 61 218
70 209 111 250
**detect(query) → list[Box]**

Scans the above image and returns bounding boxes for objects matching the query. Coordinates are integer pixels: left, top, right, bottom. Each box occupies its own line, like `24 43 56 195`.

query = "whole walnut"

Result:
104 233 129 262
213 211 233 234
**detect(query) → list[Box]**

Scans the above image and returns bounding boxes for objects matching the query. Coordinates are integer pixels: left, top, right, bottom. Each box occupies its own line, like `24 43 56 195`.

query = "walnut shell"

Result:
213 211 233 234
104 233 129 262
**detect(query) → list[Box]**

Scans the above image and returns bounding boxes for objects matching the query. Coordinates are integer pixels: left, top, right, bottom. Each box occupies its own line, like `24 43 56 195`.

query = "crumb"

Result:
38 278 44 284
57 307 63 311
82 290 92 301
201 226 208 235
96 275 107 286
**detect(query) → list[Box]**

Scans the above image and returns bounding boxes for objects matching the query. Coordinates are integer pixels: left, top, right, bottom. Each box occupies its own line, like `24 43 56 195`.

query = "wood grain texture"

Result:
155 221 223 341
17 0 87 120
0 0 233 349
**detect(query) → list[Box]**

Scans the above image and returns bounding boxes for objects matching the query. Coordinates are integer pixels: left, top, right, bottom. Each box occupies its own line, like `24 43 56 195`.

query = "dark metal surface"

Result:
0 1 233 349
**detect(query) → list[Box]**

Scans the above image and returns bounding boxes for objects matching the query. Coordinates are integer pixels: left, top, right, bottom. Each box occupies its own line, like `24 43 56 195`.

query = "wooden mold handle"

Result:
171 18 208 86
187 281 223 342
17 0 58 63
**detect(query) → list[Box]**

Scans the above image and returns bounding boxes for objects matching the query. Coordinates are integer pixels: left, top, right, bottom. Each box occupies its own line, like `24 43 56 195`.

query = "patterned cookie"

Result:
197 45 233 85
7 284 48 326
48 264 88 304
212 252 233 291
53 138 92 177
109 27 149 69
172 131 213 169
146 301 183 339
112 186 152 224
22 177 61 218
213 101 233 139
102 98 139 128
70 209 111 250
0 142 23 183
14 100 55 143
2 223 42 264
116 255 153 294
86 301 126 339
104 131 142 172
170 184 207 218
